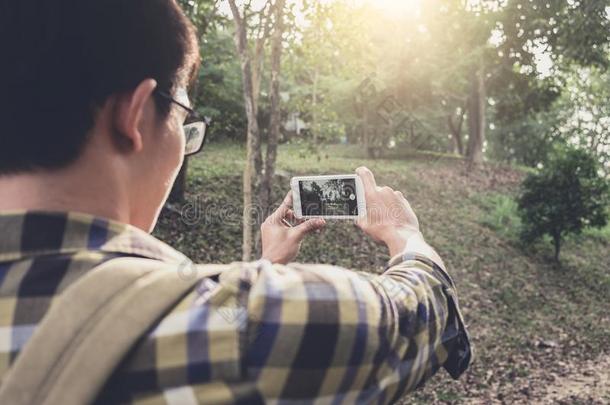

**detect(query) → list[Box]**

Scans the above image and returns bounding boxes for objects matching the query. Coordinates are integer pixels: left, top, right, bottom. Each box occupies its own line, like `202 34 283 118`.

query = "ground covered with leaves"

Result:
154 142 609 404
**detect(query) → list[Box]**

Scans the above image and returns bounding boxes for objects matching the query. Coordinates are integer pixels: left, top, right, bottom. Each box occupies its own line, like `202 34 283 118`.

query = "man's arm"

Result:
236 253 470 401
251 166 471 401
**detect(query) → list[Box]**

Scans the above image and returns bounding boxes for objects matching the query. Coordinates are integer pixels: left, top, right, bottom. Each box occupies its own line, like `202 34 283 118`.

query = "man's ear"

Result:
113 79 158 153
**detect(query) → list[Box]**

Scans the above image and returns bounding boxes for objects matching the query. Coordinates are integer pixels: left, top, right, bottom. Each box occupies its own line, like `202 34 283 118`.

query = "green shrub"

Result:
517 148 609 261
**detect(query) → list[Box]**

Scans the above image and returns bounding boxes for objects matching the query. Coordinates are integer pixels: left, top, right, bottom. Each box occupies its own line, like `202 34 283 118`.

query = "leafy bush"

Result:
517 148 609 261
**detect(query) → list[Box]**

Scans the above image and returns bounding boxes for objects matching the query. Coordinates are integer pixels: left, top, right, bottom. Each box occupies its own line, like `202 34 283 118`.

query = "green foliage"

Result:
491 65 610 171
283 1 370 144
178 0 610 169
517 148 609 260
280 0 610 161
580 223 610 243
480 194 522 240
176 0 247 139
496 0 610 71
551 66 610 174
197 29 247 139
488 106 561 166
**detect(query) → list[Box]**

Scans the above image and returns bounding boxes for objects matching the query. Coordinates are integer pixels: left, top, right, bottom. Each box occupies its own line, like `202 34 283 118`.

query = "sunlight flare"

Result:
369 0 422 14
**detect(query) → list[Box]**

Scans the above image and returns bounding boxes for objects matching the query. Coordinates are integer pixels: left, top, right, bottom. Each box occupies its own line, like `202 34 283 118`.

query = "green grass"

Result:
153 141 610 404
478 193 522 241
578 223 610 242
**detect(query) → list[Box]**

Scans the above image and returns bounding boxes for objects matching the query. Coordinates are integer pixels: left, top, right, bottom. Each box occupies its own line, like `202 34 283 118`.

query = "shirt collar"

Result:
0 210 189 264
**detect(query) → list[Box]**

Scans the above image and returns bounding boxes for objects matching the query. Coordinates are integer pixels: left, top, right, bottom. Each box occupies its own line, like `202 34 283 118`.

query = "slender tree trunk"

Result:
257 0 286 256
553 232 561 262
250 4 274 178
251 63 263 178
448 107 465 155
364 108 377 158
467 64 486 167
312 68 319 144
229 0 262 261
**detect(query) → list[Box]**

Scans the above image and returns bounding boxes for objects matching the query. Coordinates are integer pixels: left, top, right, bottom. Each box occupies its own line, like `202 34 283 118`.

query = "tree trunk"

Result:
251 65 263 178
312 68 319 144
250 4 274 179
447 107 465 155
364 109 375 158
257 0 286 256
229 0 263 261
467 64 486 167
553 232 561 262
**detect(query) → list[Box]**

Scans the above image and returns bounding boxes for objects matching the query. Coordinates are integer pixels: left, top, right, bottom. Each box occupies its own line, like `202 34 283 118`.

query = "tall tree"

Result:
466 62 487 166
228 0 263 261
229 0 287 260
260 0 286 218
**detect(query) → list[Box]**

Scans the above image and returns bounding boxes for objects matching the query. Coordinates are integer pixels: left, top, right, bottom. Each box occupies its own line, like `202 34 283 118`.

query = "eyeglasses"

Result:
155 89 211 157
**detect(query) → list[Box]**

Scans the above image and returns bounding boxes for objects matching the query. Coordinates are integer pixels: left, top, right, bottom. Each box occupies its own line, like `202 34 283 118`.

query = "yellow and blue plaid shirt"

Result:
0 210 471 404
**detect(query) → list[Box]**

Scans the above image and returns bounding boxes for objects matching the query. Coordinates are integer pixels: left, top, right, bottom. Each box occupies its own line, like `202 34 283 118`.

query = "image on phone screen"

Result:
298 177 359 216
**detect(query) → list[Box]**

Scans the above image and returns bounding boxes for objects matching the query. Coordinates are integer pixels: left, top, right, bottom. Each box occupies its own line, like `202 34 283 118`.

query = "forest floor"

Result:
154 142 610 404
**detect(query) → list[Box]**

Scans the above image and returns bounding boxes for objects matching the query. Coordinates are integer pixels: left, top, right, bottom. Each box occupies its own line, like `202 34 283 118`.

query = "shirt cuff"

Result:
386 252 454 290
385 251 473 379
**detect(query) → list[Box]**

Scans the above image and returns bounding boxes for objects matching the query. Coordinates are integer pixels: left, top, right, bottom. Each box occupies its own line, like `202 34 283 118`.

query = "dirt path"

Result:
535 353 610 404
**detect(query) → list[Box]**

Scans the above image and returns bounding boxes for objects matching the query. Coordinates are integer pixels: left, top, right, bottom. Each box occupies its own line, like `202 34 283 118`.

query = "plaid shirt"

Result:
0 210 471 404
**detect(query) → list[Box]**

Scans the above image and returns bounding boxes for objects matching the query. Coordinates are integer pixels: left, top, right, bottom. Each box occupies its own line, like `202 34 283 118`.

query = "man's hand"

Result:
355 166 426 257
261 191 326 264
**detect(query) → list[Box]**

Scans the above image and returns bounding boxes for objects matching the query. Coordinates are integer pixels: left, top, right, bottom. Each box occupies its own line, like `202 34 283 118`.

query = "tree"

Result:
517 148 609 261
197 0 610 184
488 0 610 167
228 0 288 260
260 0 286 218
551 65 610 175
466 61 487 166
439 0 610 167
228 0 264 261
283 0 368 147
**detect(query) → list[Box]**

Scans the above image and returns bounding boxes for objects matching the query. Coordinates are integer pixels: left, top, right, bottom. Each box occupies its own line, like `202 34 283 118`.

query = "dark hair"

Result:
0 0 200 174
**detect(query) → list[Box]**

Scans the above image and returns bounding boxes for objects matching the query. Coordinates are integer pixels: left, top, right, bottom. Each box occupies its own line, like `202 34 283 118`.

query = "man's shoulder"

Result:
99 219 189 265
0 210 189 265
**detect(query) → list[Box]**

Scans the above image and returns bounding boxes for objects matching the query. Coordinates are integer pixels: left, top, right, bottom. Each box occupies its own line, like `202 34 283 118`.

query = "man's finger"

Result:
286 209 306 224
292 218 326 239
356 166 377 193
270 191 293 222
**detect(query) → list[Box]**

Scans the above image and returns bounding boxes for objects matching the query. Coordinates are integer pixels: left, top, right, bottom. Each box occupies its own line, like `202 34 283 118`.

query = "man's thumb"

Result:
293 218 326 238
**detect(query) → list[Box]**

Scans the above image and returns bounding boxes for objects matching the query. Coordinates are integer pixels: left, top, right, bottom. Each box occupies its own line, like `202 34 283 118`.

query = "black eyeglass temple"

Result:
155 89 211 126
155 90 194 114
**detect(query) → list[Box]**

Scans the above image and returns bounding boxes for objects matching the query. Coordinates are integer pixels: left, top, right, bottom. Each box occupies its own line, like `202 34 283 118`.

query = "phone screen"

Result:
298 177 359 216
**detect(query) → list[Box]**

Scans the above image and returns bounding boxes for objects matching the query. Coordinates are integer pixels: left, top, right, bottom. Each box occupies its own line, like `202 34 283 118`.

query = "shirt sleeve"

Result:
234 255 472 403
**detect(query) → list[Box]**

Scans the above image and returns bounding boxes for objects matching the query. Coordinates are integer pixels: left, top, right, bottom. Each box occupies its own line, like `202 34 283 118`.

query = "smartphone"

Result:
291 174 366 219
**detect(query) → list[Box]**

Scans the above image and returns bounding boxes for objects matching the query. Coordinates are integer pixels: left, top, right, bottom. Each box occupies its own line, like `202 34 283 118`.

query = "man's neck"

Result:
0 168 128 224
